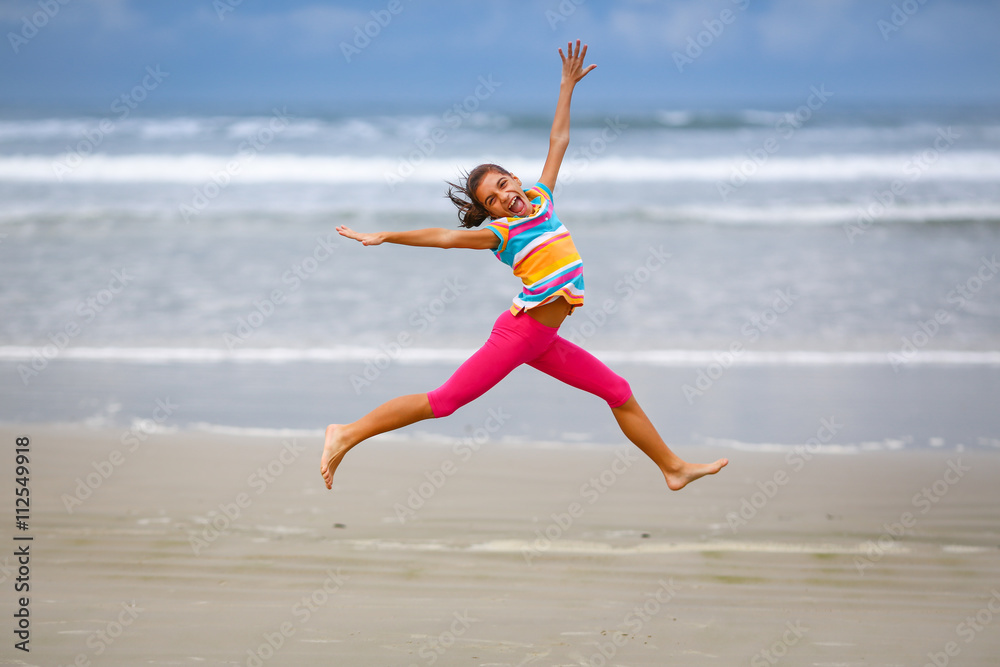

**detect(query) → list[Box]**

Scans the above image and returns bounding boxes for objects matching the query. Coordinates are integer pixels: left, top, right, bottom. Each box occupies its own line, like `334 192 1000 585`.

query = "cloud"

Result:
884 0 1000 51
608 1 730 53
90 0 143 31
0 2 35 22
604 0 870 61
283 5 372 55
750 0 863 59
198 3 367 56
0 0 140 28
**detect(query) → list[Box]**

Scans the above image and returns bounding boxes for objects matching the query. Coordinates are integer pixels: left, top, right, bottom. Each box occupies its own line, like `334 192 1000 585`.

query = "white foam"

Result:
623 202 1000 226
346 539 451 552
597 349 1000 366
941 545 993 554
1 346 997 366
339 539 909 556
699 436 911 455
189 422 323 438
3 151 999 183
655 110 696 127
127 417 178 436
4 198 997 228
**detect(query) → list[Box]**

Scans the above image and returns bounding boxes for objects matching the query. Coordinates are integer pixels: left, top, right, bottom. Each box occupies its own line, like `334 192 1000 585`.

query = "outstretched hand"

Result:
337 225 384 246
559 39 596 86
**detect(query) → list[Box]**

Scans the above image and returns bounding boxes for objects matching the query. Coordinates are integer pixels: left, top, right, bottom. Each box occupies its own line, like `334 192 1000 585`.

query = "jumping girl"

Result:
322 41 728 492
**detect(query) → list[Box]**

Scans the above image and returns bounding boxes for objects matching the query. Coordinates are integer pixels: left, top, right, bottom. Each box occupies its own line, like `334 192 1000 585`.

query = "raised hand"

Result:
539 40 596 192
558 39 596 87
337 225 384 246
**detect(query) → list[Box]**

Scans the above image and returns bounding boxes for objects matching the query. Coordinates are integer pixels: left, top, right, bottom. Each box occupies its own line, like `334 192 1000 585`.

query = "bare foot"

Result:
663 458 729 491
320 424 350 490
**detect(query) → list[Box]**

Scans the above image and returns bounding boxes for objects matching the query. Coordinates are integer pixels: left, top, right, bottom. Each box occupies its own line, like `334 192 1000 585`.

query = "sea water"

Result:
1 107 998 449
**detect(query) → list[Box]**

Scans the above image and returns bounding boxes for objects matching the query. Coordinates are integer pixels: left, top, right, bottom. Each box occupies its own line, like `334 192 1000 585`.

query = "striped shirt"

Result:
485 182 584 315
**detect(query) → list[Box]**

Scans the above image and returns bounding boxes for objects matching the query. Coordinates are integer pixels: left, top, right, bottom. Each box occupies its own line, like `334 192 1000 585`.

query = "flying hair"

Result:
445 163 511 228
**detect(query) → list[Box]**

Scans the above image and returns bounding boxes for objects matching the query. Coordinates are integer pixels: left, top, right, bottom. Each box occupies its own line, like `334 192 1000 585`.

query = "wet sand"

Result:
3 423 1000 666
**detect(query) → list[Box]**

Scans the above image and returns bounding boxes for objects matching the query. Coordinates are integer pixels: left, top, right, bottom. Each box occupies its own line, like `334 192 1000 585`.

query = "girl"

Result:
322 41 727 492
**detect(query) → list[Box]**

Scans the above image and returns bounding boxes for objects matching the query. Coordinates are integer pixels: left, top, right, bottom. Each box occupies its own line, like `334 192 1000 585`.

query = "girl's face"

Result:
474 171 531 219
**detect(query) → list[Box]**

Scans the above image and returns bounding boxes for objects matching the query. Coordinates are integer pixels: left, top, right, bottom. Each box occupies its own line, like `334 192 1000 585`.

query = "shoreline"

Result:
3 359 1000 449
5 416 998 455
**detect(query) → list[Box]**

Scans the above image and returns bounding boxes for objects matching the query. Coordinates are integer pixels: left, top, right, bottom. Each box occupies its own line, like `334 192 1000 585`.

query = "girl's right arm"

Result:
336 225 498 250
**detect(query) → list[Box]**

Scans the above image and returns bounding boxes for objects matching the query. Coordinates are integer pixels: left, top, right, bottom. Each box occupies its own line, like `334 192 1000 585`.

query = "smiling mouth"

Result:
508 196 526 216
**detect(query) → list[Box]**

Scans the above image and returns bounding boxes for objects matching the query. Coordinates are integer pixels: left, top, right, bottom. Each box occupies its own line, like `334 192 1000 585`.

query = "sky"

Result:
1 0 999 116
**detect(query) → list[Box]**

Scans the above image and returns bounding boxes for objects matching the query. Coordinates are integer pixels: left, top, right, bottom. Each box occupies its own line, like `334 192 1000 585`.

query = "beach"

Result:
4 422 999 666
3 4 1000 664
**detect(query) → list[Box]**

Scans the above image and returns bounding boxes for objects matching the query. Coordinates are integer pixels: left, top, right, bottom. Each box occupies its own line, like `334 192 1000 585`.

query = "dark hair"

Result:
446 163 511 228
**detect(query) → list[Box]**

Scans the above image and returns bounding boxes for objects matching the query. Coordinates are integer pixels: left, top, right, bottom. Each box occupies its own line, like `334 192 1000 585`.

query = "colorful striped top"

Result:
485 182 584 315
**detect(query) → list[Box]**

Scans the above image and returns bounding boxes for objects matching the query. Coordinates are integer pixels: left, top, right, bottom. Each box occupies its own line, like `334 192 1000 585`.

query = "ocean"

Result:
1 105 999 450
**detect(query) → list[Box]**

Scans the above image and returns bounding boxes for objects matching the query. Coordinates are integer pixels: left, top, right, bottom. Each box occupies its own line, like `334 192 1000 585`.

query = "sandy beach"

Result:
1 423 998 666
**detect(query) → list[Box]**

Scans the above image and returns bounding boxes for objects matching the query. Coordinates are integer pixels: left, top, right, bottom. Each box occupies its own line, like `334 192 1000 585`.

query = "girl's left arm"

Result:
538 40 597 194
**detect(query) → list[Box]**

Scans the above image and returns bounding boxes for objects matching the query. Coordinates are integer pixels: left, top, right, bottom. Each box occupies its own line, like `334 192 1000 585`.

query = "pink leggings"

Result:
427 310 633 418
